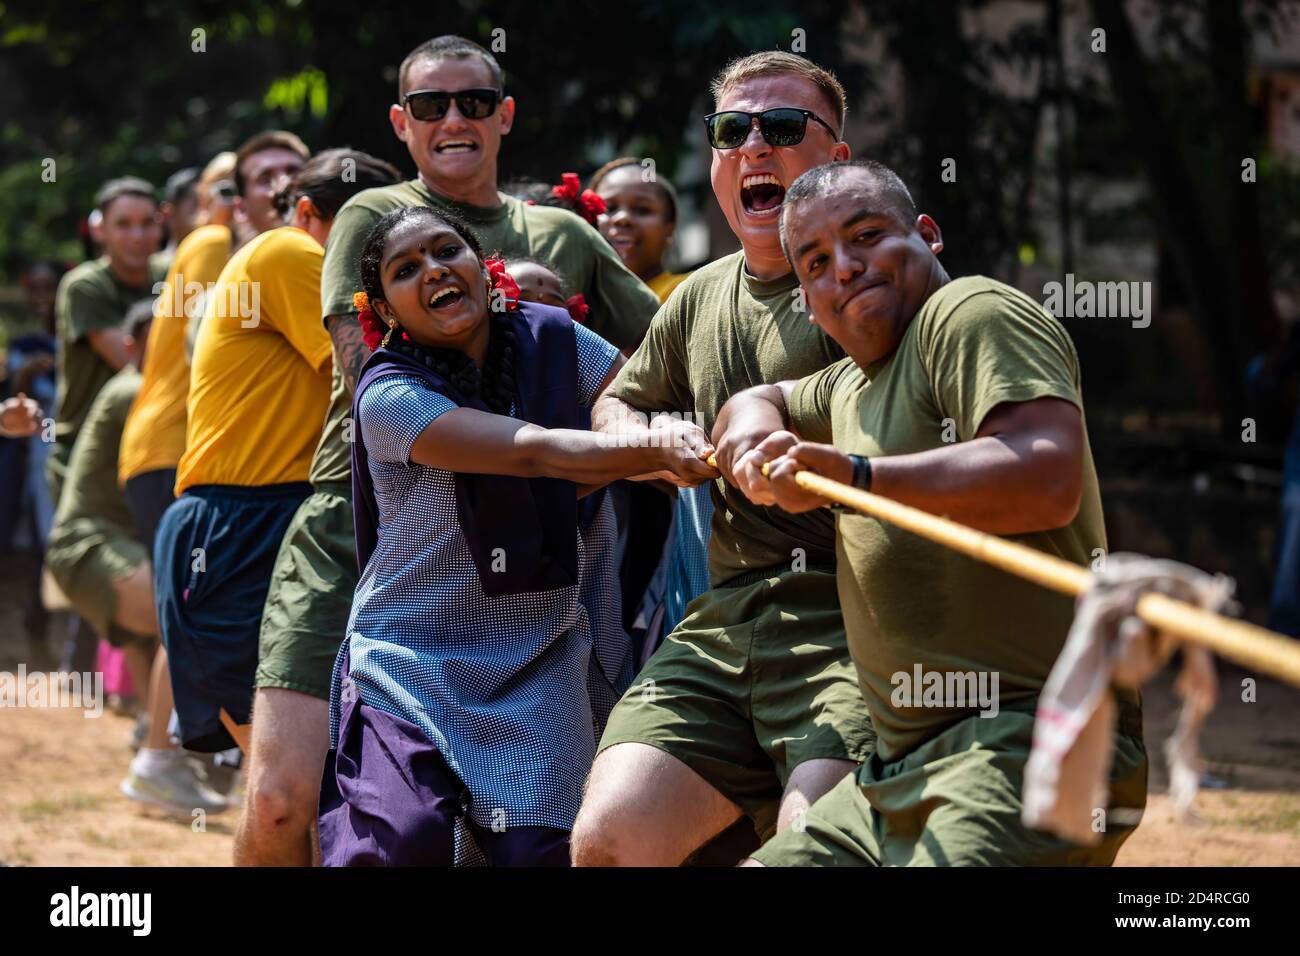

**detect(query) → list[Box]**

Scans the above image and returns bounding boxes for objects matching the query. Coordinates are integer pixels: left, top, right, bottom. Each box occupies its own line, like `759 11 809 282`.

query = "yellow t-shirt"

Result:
646 270 690 303
118 224 232 485
175 227 333 494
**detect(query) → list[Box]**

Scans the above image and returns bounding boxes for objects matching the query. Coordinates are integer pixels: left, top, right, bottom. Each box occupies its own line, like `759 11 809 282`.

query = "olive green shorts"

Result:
751 700 1148 866
45 517 152 649
256 486 356 701
597 567 876 840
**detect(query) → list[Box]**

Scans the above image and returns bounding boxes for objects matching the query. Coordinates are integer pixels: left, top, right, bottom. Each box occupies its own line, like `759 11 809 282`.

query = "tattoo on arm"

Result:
327 314 369 396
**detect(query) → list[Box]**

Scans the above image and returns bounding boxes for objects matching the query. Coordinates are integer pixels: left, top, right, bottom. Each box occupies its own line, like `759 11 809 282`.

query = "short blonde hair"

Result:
197 151 236 193
709 51 847 135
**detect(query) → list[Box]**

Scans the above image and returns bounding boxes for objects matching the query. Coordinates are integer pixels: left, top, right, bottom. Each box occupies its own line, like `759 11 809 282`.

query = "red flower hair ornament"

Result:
552 173 607 227
353 291 390 351
565 293 590 325
484 255 521 312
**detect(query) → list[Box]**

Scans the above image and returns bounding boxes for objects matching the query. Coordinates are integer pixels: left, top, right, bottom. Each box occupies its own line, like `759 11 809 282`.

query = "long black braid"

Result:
386 313 518 415
359 206 519 415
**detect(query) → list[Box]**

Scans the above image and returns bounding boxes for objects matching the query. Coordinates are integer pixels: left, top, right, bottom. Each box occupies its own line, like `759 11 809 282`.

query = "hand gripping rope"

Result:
705 455 1300 687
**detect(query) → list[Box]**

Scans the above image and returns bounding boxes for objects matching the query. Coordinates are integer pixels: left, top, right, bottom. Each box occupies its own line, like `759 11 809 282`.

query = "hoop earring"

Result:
382 321 397 348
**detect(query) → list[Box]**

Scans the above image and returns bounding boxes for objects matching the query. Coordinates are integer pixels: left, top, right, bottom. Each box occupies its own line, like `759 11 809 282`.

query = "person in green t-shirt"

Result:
570 52 877 867
45 300 228 820
716 159 1146 866
243 35 660 868
49 177 166 506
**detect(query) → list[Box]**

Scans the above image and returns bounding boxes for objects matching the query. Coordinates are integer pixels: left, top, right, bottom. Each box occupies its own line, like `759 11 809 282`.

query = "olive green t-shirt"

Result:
789 276 1111 761
614 251 845 586
53 257 165 448
52 366 140 536
309 179 660 487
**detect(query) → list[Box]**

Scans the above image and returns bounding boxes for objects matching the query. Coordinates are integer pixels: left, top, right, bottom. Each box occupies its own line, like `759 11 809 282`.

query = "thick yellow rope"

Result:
704 456 1300 686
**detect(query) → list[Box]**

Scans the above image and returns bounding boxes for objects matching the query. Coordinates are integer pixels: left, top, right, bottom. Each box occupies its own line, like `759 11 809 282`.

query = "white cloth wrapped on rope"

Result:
1022 554 1235 845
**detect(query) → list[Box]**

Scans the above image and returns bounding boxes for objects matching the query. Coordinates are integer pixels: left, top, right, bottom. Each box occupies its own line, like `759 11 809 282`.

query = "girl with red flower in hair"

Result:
319 206 716 867
590 157 691 303
501 254 593 326
514 172 608 229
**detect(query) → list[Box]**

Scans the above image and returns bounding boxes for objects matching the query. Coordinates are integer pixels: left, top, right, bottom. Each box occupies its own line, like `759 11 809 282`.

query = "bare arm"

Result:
589 377 718 487
86 328 130 372
327 313 370 396
407 406 713 486
575 354 625 498
761 397 1086 535
590 379 651 443
710 381 802 500
406 353 715 487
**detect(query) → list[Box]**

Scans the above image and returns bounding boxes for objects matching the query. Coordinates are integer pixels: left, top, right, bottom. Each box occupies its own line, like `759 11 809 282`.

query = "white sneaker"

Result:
120 753 228 817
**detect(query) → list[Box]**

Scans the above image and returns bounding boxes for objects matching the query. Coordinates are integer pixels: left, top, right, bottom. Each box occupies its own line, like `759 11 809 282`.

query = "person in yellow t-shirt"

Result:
645 269 690 302
120 137 310 552
118 151 238 550
152 149 387 756
174 222 332 492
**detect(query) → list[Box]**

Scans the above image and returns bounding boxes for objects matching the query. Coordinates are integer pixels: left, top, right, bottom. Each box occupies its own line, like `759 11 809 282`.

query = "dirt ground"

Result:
2 663 1296 866
1 559 1297 866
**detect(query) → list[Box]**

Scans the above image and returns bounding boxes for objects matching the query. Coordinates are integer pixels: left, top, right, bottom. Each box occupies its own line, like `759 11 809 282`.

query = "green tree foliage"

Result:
0 0 1294 438
0 0 860 277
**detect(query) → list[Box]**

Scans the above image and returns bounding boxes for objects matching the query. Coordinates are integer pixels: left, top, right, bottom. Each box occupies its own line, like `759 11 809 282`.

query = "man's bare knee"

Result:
572 743 741 867
243 690 329 836
247 769 316 832
571 781 643 866
569 814 624 867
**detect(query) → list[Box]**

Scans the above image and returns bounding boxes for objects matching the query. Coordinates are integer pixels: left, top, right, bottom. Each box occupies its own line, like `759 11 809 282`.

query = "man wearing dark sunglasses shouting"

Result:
572 51 875 867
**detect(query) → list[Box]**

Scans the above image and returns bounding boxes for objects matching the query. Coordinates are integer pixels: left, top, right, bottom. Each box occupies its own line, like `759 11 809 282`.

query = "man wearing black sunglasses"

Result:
321 35 657 366
573 51 876 867
274 35 660 866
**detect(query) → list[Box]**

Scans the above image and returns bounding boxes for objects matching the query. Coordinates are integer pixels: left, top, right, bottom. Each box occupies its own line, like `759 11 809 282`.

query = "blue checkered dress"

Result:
330 325 631 832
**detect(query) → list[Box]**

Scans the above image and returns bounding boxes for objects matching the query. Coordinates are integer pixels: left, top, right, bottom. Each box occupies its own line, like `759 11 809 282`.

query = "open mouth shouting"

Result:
434 139 478 154
740 172 786 217
428 284 466 311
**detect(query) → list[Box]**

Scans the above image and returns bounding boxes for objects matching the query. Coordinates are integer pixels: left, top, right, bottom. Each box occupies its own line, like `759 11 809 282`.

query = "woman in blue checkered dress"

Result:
318 207 717 866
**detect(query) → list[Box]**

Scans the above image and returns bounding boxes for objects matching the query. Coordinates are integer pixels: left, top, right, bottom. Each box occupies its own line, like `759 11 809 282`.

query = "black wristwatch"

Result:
848 453 873 491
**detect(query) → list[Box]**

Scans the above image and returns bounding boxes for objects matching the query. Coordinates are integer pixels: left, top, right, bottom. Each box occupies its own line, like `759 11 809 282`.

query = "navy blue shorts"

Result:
124 467 176 552
154 482 311 752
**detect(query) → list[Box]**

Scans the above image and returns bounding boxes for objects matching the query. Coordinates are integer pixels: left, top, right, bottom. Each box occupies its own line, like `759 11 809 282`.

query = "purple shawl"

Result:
351 302 584 597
